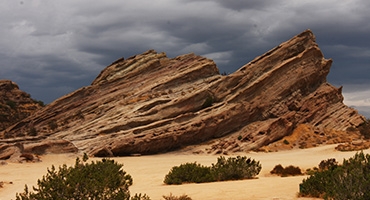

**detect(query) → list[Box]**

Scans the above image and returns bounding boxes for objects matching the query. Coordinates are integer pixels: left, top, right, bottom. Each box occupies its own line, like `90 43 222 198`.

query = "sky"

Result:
0 0 369 118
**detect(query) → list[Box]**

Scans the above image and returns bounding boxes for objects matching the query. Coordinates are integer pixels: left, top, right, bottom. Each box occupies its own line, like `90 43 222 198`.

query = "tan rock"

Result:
0 30 366 158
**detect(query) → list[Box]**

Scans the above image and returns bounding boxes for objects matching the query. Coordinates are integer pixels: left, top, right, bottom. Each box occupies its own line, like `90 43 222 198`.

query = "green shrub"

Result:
299 151 370 199
299 169 332 198
164 156 261 185
164 162 213 184
201 95 214 109
33 99 45 107
211 156 261 181
15 155 146 200
237 135 242 140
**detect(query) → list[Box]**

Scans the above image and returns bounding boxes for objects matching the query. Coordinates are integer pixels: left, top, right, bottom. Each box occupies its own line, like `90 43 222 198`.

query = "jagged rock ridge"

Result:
0 30 366 159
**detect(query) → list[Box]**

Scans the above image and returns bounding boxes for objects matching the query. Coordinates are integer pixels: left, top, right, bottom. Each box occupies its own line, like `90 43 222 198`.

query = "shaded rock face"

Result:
0 30 365 158
0 80 43 132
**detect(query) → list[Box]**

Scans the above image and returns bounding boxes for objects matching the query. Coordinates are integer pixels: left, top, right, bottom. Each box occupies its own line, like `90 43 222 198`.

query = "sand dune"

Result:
1 144 369 200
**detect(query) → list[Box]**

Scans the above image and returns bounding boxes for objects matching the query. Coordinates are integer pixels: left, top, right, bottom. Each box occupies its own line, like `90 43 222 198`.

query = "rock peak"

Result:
0 79 43 135
0 30 365 159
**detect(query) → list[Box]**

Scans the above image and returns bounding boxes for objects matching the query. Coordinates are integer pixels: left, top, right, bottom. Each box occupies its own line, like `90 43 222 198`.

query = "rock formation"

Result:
0 80 43 132
0 30 366 159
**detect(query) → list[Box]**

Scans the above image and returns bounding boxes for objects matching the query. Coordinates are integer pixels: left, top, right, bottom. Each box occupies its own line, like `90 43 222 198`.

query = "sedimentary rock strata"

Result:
0 30 365 159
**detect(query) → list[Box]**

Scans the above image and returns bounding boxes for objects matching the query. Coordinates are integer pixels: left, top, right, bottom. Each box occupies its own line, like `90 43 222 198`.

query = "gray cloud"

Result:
0 0 369 117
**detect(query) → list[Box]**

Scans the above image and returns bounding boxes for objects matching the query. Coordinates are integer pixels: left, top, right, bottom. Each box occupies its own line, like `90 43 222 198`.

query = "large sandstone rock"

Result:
0 30 366 158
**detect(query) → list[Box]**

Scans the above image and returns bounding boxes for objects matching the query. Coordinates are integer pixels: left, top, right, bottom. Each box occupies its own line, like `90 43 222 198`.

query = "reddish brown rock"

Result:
0 80 43 132
0 30 366 158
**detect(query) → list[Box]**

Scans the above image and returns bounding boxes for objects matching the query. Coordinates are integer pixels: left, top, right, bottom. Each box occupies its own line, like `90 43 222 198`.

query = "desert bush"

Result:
164 162 213 184
318 158 338 171
201 95 214 109
33 99 45 107
131 193 151 200
305 167 317 176
270 164 284 175
299 151 370 199
283 165 302 176
15 155 147 200
164 156 261 185
237 135 242 140
162 193 192 200
270 164 302 176
211 156 261 181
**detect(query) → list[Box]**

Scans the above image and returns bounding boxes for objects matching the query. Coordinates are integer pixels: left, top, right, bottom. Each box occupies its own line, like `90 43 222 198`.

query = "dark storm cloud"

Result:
0 0 369 117
183 0 278 11
217 0 274 10
1 52 97 103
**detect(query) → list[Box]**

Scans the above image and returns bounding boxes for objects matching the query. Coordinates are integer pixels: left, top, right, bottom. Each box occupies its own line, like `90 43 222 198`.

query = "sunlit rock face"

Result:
0 30 365 159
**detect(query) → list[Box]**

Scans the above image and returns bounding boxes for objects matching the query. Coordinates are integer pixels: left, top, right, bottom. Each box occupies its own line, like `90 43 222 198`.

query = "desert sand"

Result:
1 144 369 200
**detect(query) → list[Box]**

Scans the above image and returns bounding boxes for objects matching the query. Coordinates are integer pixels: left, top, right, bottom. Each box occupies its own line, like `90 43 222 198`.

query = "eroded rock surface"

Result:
0 80 43 132
0 30 366 158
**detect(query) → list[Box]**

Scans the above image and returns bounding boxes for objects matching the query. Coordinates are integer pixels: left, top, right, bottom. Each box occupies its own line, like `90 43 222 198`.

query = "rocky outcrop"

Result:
0 30 366 159
0 80 43 132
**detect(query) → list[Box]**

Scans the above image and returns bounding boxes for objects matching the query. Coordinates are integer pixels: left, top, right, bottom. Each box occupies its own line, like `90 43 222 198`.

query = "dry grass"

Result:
262 124 364 151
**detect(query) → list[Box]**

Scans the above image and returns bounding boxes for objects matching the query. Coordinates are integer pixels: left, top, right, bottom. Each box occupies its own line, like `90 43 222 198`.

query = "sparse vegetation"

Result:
270 164 302 177
162 193 192 200
164 162 213 184
131 193 151 200
15 155 148 200
237 135 242 140
201 95 214 109
211 156 262 181
299 151 370 199
164 156 261 185
6 100 17 109
318 158 338 171
33 99 45 107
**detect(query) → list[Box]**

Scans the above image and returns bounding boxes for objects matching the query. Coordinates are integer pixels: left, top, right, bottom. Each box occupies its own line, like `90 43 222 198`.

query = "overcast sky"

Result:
1 0 369 117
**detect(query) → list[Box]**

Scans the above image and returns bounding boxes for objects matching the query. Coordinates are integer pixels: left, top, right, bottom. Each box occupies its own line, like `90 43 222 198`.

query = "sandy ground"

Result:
1 144 369 200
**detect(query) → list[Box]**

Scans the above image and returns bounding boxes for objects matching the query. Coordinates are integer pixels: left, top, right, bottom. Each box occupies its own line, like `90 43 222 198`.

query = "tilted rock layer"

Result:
0 30 366 159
